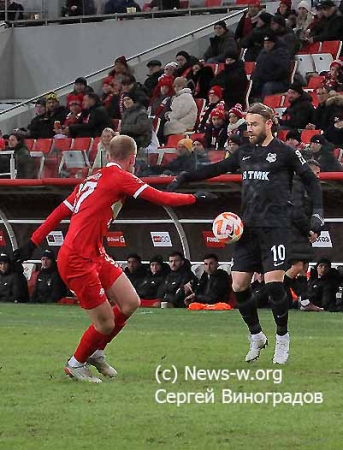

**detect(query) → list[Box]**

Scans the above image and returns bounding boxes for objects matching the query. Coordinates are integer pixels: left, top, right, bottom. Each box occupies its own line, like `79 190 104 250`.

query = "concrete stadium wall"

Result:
0 28 14 101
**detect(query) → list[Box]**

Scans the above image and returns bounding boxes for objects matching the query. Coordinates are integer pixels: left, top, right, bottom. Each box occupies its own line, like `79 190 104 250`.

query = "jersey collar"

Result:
106 162 122 169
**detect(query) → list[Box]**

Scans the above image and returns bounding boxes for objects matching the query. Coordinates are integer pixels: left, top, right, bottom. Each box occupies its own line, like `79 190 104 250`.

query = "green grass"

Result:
0 304 343 450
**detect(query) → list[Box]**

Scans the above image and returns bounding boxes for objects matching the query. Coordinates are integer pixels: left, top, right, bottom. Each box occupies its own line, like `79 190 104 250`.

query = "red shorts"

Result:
57 246 123 310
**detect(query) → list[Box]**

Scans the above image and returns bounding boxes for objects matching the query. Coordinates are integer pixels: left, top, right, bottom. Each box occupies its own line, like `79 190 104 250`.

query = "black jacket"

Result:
252 41 291 85
313 94 343 130
197 101 222 133
31 267 67 303
13 143 37 179
128 83 150 109
213 60 248 109
194 269 231 304
69 101 112 137
28 113 53 139
324 125 343 148
275 27 300 57
308 268 341 311
312 146 343 172
0 266 29 303
47 105 68 126
150 152 196 176
124 265 147 290
157 266 196 308
240 24 272 62
136 267 169 299
204 30 238 62
205 122 228 150
279 91 315 129
187 66 215 100
313 10 343 43
144 70 164 98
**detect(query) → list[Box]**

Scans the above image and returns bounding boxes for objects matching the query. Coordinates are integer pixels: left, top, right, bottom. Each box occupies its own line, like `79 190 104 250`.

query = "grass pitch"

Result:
0 303 343 450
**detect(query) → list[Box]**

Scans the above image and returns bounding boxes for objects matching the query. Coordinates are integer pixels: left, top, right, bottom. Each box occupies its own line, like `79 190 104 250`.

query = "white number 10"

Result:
271 244 286 263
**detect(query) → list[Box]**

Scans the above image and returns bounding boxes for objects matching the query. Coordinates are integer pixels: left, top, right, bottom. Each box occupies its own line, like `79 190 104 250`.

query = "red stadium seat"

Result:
307 90 319 108
236 0 251 4
53 137 72 151
208 150 225 163
277 130 289 142
24 139 35 151
34 138 52 154
216 63 225 74
205 0 223 6
147 152 159 166
166 134 186 147
307 76 325 89
297 42 321 55
334 148 343 163
189 132 205 142
301 129 322 144
161 152 178 165
244 61 256 80
320 41 342 59
71 137 92 152
264 94 284 109
204 63 218 75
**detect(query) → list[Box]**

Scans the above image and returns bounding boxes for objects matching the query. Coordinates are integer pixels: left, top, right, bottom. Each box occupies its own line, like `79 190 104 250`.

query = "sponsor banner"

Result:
107 231 126 247
0 231 6 247
46 230 64 247
312 230 333 248
202 231 226 248
151 231 172 247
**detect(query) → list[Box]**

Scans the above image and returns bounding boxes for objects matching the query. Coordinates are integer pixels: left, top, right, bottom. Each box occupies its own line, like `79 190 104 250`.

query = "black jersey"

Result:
181 138 323 228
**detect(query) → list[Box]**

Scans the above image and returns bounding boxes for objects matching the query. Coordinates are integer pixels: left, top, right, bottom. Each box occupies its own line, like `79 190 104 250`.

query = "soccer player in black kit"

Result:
168 103 324 364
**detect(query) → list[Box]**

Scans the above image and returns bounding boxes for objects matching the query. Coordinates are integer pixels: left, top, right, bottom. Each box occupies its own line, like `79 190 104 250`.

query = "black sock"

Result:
235 289 262 334
267 282 289 336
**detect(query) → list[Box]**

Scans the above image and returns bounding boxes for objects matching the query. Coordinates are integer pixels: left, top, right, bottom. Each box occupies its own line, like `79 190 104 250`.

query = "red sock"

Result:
74 324 110 363
97 305 130 350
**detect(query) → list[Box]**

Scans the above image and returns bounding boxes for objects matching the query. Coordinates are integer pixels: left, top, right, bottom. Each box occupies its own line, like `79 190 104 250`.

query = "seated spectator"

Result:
275 0 293 19
120 93 152 150
192 138 210 167
63 0 95 16
100 76 115 110
205 106 228 150
323 60 343 92
104 0 141 14
124 253 147 290
307 0 343 44
251 31 291 99
235 0 261 42
198 86 224 132
175 51 193 78
68 93 112 138
136 255 169 302
271 14 300 57
145 0 180 9
121 75 150 109
225 134 243 157
294 1 314 41
31 250 67 303
285 129 310 155
150 138 195 175
27 98 51 139
307 3 326 40
204 21 238 64
144 60 164 97
108 56 132 84
324 112 343 147
106 78 122 119
306 86 343 131
45 92 68 127
213 51 248 110
184 254 231 306
149 76 174 118
64 97 82 127
92 127 116 171
279 82 315 129
157 251 196 308
163 61 178 78
8 132 36 179
164 77 197 136
0 252 29 303
187 61 214 99
66 77 93 110
308 258 341 311
240 11 273 62
309 134 343 171
227 103 246 139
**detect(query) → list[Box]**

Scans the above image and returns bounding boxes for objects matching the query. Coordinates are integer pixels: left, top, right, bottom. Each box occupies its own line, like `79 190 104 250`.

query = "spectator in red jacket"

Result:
149 76 174 118
164 61 178 78
235 0 261 42
205 106 228 150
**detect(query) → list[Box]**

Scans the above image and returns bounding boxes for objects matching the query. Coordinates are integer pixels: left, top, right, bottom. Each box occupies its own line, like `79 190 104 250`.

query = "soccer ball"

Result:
212 212 244 244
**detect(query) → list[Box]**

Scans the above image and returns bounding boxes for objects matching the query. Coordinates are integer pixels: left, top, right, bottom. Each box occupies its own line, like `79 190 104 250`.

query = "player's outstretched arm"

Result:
137 184 217 207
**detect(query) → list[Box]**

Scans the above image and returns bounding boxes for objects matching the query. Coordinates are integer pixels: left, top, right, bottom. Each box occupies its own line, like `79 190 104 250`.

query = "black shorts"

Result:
231 226 291 274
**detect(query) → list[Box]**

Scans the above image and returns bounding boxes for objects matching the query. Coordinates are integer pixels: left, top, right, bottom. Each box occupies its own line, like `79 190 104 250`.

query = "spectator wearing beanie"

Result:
285 129 311 157
149 76 174 118
64 97 82 127
66 77 93 110
235 0 262 42
187 60 215 99
197 85 224 133
164 61 178 78
0 252 29 303
309 134 342 172
276 0 293 19
27 98 51 139
213 50 248 109
295 1 314 40
100 76 115 110
204 21 238 63
323 60 343 92
324 112 343 148
192 138 210 167
240 11 273 61
150 138 196 175
227 104 247 139
271 14 300 56
205 106 228 150
108 56 132 83
279 81 315 129
144 60 164 97
251 31 291 99
225 134 243 157
136 255 170 302
121 74 150 110
307 0 343 44
120 93 152 150
45 92 68 131
175 51 193 78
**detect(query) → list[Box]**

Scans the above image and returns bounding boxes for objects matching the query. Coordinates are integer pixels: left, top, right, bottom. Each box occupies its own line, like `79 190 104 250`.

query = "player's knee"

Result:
233 281 250 293
121 293 141 316
266 282 287 304
97 316 115 335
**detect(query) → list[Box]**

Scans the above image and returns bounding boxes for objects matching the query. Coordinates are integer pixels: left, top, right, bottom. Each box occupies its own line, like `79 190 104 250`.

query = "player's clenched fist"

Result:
13 240 37 262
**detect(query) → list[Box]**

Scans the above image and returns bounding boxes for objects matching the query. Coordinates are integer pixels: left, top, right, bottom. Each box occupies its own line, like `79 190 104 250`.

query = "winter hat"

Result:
147 60 162 68
210 107 226 120
192 137 207 148
0 252 10 263
319 0 335 7
228 134 243 145
178 138 193 151
165 61 179 69
224 49 239 60
297 0 311 11
42 249 55 261
248 0 261 5
176 51 190 61
253 11 272 24
279 0 292 8
103 76 114 86
286 129 301 142
45 92 59 102
74 77 87 86
229 103 244 118
289 81 304 94
115 56 128 67
214 20 228 30
158 76 174 88
271 14 286 27
35 98 46 107
208 85 223 100
263 30 278 42
316 257 331 268
122 92 136 102
68 94 82 105
330 60 343 70
310 134 326 145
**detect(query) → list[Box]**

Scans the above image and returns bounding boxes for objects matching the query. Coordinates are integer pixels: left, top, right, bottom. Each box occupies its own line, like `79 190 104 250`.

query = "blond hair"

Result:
108 135 137 161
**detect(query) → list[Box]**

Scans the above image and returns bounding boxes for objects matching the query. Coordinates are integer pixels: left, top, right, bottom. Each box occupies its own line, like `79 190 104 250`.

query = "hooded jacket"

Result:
213 60 248 109
279 91 315 129
204 30 239 62
121 103 152 149
164 88 197 135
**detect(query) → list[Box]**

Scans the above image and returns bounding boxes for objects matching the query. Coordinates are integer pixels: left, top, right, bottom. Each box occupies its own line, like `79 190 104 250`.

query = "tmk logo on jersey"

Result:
266 153 277 163
242 171 270 180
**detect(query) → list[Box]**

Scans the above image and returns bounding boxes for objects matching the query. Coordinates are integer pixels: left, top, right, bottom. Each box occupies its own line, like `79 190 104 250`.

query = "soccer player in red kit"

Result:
14 135 213 383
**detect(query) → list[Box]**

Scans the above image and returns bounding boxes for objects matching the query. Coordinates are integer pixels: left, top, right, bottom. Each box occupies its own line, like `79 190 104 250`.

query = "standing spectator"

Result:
295 1 314 40
66 77 93 110
213 51 248 109
308 258 342 311
271 14 300 57
144 60 164 97
108 56 132 83
324 113 343 148
175 51 193 78
120 93 152 150
227 103 247 139
92 127 116 171
31 250 67 303
0 253 29 303
45 92 68 127
205 107 228 150
8 132 36 179
204 21 238 64
252 31 291 99
184 254 231 306
136 255 169 301
68 93 112 138
307 0 343 44
240 11 273 62
27 98 51 139
198 86 224 132
279 82 315 129
164 77 197 136
235 0 261 42
157 251 196 308
187 61 215 99
309 134 343 171
124 254 147 290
